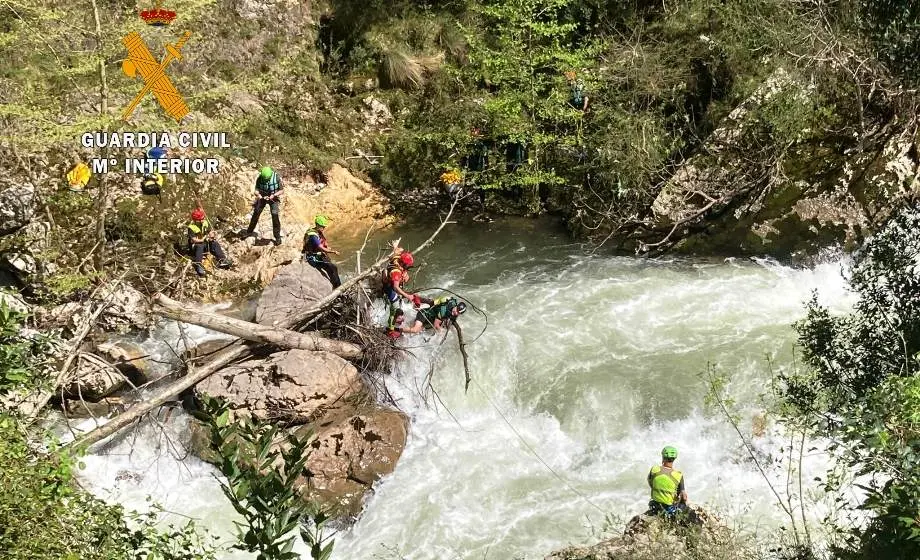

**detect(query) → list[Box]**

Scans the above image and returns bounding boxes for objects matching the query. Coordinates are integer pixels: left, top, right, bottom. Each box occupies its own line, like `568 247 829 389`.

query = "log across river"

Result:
73 218 855 559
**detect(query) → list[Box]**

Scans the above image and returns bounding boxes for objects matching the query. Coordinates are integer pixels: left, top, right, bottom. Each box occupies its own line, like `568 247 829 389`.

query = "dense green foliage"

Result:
0 307 217 559
0 415 218 559
0 300 53 391
782 205 920 559
858 0 920 83
200 397 335 560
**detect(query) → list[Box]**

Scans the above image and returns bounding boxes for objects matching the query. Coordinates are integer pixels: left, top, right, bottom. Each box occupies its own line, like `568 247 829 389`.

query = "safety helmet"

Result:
147 146 167 159
662 446 678 460
190 208 205 221
399 252 414 268
259 166 273 179
315 215 329 227
455 301 467 315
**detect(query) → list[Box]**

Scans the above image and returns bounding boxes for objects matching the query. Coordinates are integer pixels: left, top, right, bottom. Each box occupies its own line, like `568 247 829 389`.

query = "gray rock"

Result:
0 184 35 235
545 507 732 560
95 339 156 385
64 352 126 401
195 349 363 421
255 260 332 327
4 252 36 275
0 291 29 314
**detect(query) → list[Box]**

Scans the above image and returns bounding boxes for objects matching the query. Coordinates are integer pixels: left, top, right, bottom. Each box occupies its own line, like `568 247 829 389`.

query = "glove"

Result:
411 295 422 307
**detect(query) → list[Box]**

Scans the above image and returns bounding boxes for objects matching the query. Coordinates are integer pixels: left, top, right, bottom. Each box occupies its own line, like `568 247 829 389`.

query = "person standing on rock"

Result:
303 215 341 288
245 166 283 246
187 207 232 277
647 445 700 525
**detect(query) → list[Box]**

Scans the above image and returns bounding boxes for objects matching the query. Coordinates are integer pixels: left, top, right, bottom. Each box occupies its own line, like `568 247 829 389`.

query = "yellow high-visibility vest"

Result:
648 465 683 505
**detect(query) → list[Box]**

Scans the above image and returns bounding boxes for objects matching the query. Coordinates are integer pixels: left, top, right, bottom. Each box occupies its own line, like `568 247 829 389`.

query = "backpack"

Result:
141 173 162 196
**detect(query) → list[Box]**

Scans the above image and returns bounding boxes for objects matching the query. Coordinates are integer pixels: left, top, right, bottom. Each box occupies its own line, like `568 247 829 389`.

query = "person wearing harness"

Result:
302 215 341 288
187 208 232 277
647 446 699 524
401 296 467 334
245 166 284 246
382 251 417 305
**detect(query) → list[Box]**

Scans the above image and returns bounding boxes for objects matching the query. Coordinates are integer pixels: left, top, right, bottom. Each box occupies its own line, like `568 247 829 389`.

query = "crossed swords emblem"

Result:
121 31 192 122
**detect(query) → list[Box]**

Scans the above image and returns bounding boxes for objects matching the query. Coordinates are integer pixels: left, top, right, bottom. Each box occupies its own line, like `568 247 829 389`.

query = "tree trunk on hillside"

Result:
153 294 363 359
67 195 463 450
90 0 109 269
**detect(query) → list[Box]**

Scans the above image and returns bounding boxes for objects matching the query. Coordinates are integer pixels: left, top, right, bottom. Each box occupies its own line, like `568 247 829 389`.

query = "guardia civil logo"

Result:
121 1 192 123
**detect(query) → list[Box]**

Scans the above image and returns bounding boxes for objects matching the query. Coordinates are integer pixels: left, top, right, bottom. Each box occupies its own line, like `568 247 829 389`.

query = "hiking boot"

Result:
217 259 232 270
272 238 282 247
194 264 207 277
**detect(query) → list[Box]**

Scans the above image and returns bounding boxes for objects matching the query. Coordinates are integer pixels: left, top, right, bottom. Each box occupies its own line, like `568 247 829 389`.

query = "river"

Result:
76 217 855 559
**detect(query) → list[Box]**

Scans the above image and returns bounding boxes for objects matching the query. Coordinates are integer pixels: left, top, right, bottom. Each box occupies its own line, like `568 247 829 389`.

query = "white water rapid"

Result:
76 220 856 559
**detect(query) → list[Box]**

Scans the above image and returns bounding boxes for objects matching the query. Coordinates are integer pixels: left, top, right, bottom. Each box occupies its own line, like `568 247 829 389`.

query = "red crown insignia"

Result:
140 2 176 26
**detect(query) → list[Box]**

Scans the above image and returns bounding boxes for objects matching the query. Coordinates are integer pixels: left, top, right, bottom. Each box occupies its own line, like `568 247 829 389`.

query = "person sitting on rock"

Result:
302 214 341 288
187 207 232 277
647 445 701 525
401 296 466 334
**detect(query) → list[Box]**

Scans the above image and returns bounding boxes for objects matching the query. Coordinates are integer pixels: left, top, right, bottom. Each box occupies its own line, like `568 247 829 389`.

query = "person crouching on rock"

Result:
302 214 341 288
187 207 232 277
401 296 466 334
647 445 701 525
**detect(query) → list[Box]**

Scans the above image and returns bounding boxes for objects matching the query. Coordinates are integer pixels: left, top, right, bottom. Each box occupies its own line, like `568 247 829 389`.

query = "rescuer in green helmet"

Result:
647 445 691 519
302 214 341 288
245 166 284 246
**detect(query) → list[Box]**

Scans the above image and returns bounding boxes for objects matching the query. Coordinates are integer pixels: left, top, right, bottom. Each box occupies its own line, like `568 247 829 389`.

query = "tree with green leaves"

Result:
199 397 335 560
782 204 920 559
461 0 599 213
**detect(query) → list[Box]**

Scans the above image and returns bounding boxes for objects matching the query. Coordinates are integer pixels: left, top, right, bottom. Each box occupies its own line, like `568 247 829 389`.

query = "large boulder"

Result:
195 349 363 421
0 184 35 235
95 339 157 385
64 352 125 401
42 282 149 335
255 260 332 327
293 405 409 517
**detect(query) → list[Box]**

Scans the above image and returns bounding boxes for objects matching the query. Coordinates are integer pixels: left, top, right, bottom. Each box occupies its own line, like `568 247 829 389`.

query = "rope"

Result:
469 377 608 516
412 286 489 343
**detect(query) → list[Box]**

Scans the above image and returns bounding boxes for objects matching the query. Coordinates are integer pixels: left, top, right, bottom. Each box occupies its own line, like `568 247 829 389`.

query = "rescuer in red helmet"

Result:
187 207 232 277
382 249 417 305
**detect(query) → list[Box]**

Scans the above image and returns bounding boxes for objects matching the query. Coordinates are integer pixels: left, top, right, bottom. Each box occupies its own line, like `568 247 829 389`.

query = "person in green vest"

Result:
400 296 467 334
302 215 341 288
647 445 701 524
245 166 284 246
187 207 232 277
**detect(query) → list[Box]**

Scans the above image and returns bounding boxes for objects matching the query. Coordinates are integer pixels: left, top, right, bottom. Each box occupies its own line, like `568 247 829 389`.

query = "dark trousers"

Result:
191 240 227 265
246 198 281 241
647 501 701 526
306 254 341 288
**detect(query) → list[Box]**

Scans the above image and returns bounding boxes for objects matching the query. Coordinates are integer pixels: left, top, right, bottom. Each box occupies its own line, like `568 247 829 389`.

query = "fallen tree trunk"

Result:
152 294 363 360
68 339 253 450
68 194 463 450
